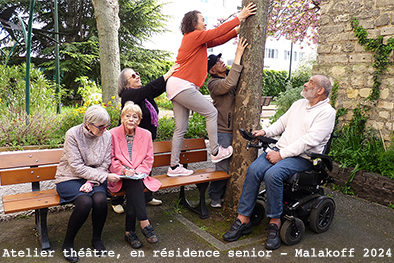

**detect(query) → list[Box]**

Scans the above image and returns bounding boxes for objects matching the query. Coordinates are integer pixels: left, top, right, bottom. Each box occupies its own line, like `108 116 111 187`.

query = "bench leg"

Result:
194 182 209 219
34 208 51 250
179 186 192 208
178 183 210 219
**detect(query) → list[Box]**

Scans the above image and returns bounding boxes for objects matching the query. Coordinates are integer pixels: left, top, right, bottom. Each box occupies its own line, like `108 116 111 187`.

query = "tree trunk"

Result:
91 0 120 104
223 0 270 217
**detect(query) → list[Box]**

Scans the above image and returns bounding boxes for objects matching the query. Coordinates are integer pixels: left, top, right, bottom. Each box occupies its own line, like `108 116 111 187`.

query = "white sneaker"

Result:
112 204 124 214
147 198 163 206
167 164 194 177
211 145 233 163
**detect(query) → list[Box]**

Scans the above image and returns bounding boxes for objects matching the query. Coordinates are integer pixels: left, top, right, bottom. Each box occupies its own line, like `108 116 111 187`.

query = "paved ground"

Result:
1 186 394 263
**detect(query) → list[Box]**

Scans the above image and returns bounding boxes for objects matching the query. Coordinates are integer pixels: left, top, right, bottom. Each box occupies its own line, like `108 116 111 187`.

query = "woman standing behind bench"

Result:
108 102 161 249
111 63 179 213
55 105 120 262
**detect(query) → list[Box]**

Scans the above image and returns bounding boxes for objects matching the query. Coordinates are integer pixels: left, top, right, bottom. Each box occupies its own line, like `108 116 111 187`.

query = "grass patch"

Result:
159 188 268 242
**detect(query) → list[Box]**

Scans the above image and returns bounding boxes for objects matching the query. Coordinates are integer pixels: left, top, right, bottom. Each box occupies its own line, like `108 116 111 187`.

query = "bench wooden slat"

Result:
111 168 230 197
153 150 207 167
0 165 57 185
0 149 63 169
2 189 60 214
153 138 206 154
155 169 230 189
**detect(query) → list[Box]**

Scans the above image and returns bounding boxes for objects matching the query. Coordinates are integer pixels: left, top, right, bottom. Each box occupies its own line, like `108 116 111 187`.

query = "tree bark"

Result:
91 0 120 104
223 0 270 217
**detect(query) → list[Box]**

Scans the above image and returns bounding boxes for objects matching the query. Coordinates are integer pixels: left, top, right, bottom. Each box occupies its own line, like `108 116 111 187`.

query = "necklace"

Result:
126 134 134 144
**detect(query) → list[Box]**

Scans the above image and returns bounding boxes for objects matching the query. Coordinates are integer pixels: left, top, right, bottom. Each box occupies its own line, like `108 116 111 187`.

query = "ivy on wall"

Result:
328 18 394 192
350 17 394 101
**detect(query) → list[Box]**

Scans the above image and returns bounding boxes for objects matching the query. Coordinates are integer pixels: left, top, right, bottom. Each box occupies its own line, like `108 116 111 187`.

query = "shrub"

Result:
76 76 102 104
185 113 207 139
290 52 316 88
270 84 303 122
0 64 62 114
262 70 288 97
0 110 63 148
156 115 175 141
155 93 173 110
156 113 208 141
59 100 121 135
329 106 394 180
199 75 211 95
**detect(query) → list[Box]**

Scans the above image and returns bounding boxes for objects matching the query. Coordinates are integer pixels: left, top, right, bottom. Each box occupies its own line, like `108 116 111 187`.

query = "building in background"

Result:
143 0 316 72
264 37 316 71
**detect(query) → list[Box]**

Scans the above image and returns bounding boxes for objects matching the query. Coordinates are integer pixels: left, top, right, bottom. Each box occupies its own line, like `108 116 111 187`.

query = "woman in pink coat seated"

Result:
108 101 161 249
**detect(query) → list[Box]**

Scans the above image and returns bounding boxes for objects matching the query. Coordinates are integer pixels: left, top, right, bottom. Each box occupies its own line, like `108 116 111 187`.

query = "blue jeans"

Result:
209 132 233 200
237 152 313 219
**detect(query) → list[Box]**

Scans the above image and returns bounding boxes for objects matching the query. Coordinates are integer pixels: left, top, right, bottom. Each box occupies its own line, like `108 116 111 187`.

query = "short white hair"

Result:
121 101 142 120
83 105 110 125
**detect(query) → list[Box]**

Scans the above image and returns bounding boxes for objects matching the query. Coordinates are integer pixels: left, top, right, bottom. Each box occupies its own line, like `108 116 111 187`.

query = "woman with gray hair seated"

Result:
55 105 120 262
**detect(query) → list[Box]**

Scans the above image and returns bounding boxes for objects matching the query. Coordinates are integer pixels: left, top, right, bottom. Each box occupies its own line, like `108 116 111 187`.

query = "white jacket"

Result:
264 98 336 159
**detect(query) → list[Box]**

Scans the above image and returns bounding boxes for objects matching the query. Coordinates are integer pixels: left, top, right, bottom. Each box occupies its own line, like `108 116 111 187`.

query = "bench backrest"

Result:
153 138 207 167
0 138 207 186
0 149 63 186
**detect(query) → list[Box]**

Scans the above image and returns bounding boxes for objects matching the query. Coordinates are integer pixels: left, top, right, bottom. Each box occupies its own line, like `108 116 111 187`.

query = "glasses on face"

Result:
127 72 140 81
90 123 111 131
123 113 140 121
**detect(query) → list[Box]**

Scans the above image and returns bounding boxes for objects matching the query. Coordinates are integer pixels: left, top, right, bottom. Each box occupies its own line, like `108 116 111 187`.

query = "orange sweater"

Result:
172 17 240 88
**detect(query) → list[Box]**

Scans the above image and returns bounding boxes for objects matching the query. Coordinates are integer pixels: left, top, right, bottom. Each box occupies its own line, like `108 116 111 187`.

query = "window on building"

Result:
299 52 304 60
284 50 290 60
294 51 297 61
265 48 278 59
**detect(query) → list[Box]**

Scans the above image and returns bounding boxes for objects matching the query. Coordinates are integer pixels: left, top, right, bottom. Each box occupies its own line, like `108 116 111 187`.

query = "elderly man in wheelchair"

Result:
223 75 336 250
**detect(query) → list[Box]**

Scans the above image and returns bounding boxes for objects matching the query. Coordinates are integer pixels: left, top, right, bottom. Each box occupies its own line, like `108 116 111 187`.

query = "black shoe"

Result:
141 225 159 244
125 231 143 249
265 223 281 250
91 239 107 257
223 218 253 242
62 246 79 263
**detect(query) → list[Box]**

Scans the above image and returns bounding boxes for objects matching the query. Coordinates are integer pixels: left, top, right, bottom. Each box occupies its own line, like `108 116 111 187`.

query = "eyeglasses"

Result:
90 123 111 131
127 72 140 80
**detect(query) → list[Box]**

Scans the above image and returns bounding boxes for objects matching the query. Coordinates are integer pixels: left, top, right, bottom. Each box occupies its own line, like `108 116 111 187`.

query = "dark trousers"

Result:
123 179 148 232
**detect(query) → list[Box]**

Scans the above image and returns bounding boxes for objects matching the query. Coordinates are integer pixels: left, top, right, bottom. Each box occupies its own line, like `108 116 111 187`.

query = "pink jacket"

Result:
108 125 161 193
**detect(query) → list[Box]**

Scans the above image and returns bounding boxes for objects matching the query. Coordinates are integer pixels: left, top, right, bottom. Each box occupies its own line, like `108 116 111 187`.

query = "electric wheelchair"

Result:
239 128 335 246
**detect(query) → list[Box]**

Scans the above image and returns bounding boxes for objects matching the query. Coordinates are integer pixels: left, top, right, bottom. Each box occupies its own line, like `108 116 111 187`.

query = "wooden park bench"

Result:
0 138 230 250
261 96 272 106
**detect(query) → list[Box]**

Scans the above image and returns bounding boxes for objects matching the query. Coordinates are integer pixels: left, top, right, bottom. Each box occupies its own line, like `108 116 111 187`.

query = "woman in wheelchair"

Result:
223 75 336 250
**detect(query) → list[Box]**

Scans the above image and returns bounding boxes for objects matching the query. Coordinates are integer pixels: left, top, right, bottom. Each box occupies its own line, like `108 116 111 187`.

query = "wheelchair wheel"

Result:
280 218 305 245
309 198 335 233
250 202 265 226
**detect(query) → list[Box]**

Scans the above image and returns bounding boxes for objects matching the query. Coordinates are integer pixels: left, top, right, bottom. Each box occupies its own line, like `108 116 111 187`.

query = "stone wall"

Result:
329 163 394 206
313 0 394 141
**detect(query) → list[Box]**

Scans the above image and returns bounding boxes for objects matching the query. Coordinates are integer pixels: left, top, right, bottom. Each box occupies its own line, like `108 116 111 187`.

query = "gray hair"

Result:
315 75 332 98
118 68 133 96
83 105 111 125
